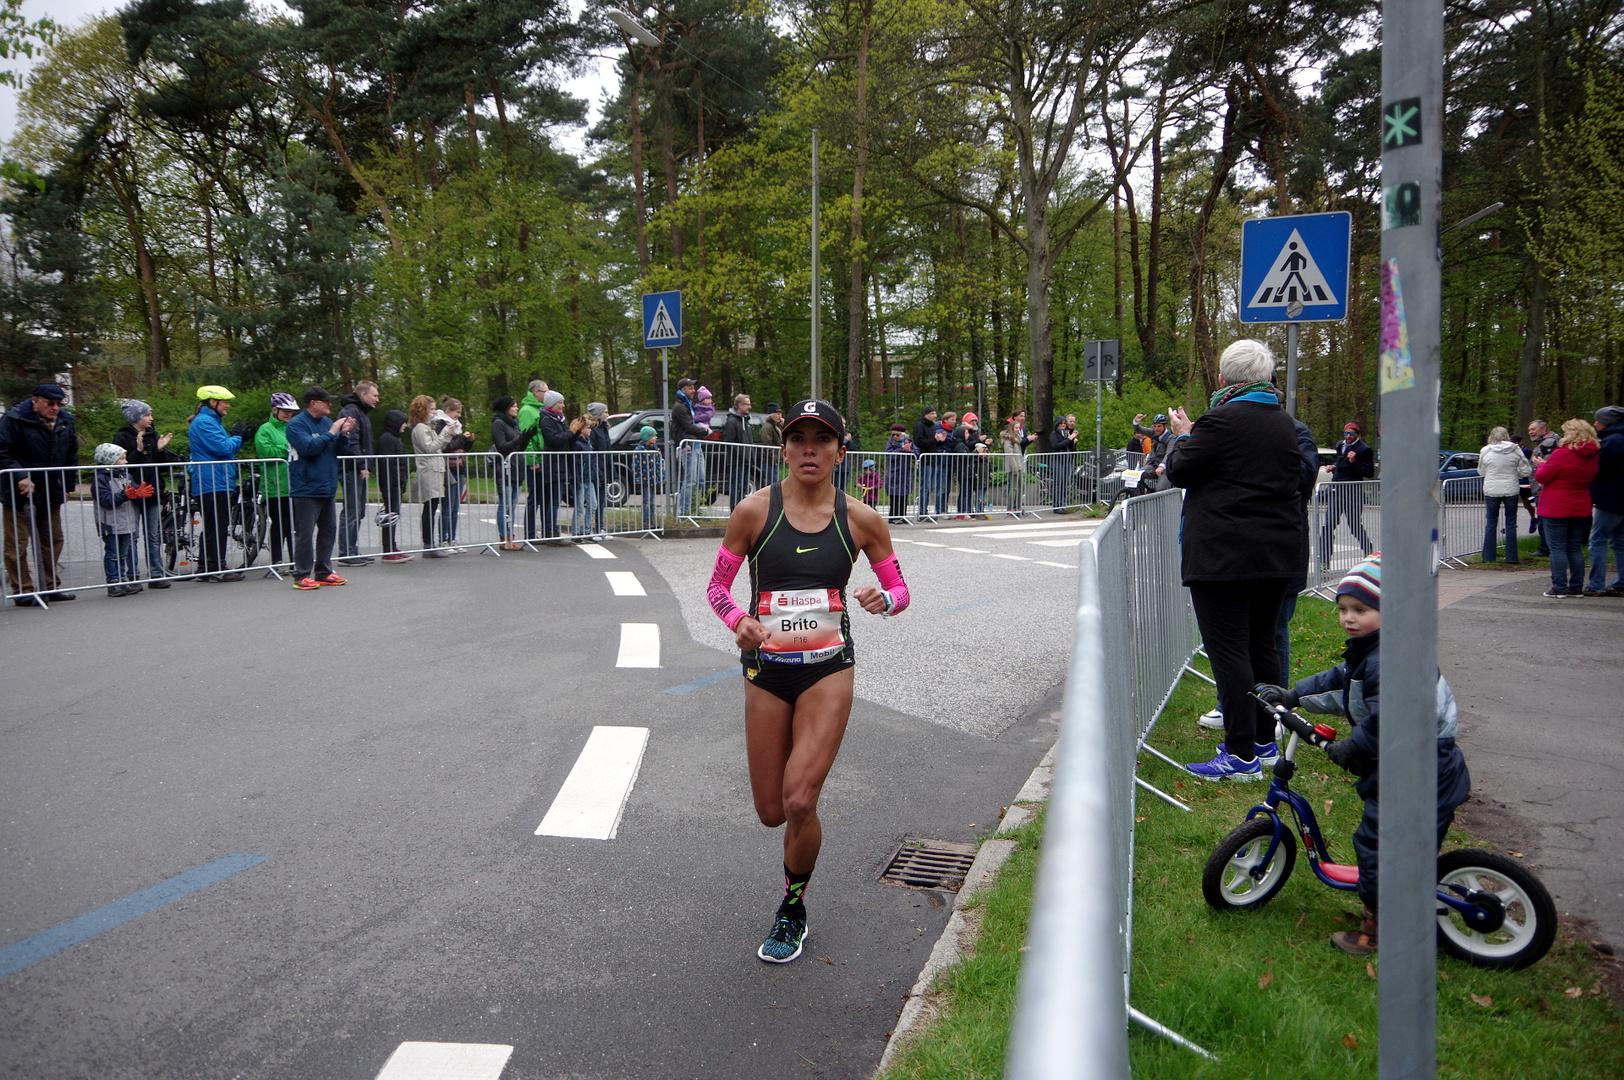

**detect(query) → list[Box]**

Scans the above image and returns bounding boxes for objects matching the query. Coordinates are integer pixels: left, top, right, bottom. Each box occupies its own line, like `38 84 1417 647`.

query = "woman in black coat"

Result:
1165 339 1309 781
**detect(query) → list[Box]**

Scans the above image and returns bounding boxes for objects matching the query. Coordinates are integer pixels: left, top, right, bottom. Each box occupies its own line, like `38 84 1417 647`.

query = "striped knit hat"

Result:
1336 554 1381 609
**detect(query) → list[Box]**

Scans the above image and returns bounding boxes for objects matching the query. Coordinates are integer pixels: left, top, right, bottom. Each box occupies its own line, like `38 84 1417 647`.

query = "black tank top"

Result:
745 483 858 665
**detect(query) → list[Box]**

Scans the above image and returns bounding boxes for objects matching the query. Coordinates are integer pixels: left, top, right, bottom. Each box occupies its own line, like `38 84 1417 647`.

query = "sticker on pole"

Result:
1240 213 1351 323
642 290 682 349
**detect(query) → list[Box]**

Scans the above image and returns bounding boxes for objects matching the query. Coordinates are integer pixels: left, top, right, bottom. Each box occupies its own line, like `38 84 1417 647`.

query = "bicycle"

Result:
158 472 197 576
1201 694 1556 971
229 474 268 568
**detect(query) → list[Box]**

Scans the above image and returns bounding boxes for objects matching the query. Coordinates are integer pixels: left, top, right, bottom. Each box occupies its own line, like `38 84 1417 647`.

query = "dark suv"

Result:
600 409 764 506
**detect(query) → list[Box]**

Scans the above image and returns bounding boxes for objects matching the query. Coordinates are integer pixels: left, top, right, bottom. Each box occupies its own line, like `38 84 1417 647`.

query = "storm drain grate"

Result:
881 840 977 891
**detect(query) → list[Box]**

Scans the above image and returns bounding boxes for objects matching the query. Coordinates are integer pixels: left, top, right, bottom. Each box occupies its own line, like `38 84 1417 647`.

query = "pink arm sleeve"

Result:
708 545 749 631
871 553 910 616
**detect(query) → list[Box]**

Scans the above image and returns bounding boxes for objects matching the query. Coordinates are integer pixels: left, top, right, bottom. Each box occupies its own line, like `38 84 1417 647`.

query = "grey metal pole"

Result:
1379 0 1442 1076
1286 322 1300 416
1095 379 1103 502
810 129 821 401
661 346 672 522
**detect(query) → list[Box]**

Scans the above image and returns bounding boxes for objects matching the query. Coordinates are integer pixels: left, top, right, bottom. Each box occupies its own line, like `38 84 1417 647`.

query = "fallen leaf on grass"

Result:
1564 987 1583 999
1258 971 1274 989
1174 781 1185 790
1471 994 1494 1008
1438 970 1449 981
1324 799 1334 814
1366 962 1376 980
1342 1034 1358 1050
1295 912 1306 929
1332 912 1349 926
1018 946 1029 952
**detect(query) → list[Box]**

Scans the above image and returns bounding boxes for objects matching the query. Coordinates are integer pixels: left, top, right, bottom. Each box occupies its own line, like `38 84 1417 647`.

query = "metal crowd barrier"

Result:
1437 474 1486 568
670 441 1131 523
1008 487 1212 1077
671 440 786 524
1307 479 1382 594
2 459 294 605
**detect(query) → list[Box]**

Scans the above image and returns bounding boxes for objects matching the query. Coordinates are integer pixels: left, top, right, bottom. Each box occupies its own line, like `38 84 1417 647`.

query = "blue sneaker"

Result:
1186 748 1263 782
757 910 807 963
1219 741 1280 767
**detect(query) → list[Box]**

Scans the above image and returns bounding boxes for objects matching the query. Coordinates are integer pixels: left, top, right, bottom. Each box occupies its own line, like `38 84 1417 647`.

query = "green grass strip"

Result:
879 596 1624 1079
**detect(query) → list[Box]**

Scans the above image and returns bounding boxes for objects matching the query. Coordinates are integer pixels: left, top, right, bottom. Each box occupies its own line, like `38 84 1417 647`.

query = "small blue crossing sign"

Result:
1239 212 1352 323
642 290 683 348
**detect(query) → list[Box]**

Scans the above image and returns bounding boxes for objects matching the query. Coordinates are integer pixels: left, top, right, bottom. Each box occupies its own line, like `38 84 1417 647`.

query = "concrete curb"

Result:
874 740 1057 1075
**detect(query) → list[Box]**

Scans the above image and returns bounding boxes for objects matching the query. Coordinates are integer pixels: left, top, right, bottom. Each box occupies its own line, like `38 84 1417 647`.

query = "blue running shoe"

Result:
757 910 807 963
1185 748 1262 782
1219 741 1280 767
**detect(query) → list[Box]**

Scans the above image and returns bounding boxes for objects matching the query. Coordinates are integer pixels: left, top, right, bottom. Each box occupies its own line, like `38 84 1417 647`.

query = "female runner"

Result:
707 400 911 963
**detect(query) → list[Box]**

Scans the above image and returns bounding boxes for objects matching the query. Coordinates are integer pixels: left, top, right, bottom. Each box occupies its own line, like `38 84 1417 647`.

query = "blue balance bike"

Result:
1201 696 1555 970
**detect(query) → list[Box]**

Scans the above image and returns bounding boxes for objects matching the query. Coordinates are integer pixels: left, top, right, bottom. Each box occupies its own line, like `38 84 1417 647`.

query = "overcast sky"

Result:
0 0 613 155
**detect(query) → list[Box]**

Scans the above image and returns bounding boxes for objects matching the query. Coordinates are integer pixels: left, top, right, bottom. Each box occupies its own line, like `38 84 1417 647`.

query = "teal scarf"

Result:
1209 381 1275 409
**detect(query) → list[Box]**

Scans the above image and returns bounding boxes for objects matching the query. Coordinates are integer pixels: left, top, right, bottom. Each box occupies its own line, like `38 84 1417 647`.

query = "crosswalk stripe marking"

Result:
535 726 650 840
578 542 617 559
606 571 646 596
941 521 1104 536
375 1041 513 1080
616 623 660 668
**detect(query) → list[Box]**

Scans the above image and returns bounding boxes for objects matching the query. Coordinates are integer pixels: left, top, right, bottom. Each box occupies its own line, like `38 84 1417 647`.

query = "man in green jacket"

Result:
516 380 550 454
254 393 298 565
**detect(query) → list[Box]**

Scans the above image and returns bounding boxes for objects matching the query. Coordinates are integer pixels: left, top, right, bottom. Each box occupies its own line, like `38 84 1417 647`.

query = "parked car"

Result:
600 408 763 507
1439 451 1480 481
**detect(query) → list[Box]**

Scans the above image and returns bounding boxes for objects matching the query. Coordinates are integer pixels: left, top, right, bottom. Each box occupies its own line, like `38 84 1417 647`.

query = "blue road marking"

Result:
943 598 996 613
662 668 737 694
0 853 270 980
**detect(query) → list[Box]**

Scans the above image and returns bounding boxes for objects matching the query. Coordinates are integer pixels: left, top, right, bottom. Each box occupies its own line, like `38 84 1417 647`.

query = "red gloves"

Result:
124 483 155 500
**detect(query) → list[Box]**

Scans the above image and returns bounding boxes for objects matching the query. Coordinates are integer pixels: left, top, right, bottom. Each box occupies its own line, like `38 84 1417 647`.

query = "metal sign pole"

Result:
810 129 821 401
661 346 672 523
1095 378 1103 503
1379 0 1442 1076
1286 322 1300 416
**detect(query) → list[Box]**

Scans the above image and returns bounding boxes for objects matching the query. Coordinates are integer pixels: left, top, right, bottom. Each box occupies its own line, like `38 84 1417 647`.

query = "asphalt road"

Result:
1437 568 1624 950
0 523 1073 1079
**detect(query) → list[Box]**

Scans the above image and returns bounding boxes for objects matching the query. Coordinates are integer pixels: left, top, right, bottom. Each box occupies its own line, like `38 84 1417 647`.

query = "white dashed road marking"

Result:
375 1041 513 1080
535 726 650 840
947 547 988 554
605 571 646 596
616 623 661 668
578 543 617 559
913 541 947 548
1035 561 1076 569
1026 538 1095 547
989 553 1032 561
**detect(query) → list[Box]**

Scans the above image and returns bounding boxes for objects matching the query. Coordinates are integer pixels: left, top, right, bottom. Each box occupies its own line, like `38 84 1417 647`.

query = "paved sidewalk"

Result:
1436 567 1624 949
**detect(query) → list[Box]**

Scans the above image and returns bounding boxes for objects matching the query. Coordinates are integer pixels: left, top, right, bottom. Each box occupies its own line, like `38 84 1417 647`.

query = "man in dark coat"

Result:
336 381 378 566
1165 340 1307 781
913 408 944 516
0 384 79 604
1318 420 1375 569
1586 405 1624 595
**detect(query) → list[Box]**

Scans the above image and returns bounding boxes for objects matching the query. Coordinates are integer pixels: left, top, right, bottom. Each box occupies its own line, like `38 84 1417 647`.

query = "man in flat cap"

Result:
0 384 80 604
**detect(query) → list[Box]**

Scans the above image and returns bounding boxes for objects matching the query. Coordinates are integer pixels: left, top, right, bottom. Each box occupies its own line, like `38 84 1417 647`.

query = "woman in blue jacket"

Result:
187 385 244 581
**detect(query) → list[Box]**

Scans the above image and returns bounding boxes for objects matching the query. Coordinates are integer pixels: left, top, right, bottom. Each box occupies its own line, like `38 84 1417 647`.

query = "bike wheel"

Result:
1436 849 1555 970
1202 816 1297 911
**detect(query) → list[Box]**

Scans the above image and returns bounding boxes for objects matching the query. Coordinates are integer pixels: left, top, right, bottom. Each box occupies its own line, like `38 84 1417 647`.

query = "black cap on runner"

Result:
784 400 845 439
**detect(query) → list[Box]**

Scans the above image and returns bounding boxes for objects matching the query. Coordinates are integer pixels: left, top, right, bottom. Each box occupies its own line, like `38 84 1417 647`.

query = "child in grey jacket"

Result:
93 443 154 596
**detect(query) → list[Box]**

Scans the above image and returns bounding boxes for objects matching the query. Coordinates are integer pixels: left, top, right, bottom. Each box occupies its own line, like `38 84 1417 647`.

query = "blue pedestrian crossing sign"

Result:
642 290 683 348
1239 212 1352 323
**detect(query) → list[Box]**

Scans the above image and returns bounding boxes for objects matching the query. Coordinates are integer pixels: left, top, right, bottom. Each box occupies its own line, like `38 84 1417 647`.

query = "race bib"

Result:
755 588 847 664
1121 469 1142 490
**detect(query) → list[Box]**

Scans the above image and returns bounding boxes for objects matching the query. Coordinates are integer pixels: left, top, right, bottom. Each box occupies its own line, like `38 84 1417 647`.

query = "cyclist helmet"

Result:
269 392 298 411
1153 413 1169 424
196 384 236 401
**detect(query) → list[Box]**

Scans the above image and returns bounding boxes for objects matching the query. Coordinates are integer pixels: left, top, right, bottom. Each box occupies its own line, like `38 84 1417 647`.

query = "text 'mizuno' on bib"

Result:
756 589 848 664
